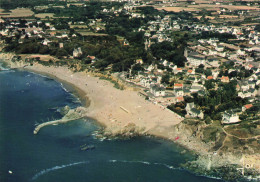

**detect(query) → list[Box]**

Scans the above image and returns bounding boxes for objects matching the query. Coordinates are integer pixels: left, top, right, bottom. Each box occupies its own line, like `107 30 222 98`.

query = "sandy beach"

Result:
23 63 216 156
22 63 183 136
0 58 218 155
2 57 260 178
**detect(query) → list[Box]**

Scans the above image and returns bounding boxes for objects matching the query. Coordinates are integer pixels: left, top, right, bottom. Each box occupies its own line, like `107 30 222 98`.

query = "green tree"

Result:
205 80 214 90
161 74 170 84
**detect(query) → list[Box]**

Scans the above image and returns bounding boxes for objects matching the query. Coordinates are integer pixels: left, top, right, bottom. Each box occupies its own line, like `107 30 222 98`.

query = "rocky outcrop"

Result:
102 122 146 139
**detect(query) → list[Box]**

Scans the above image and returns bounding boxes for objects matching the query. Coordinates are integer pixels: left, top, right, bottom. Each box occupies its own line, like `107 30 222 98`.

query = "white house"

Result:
150 84 166 97
73 47 82 58
215 45 224 52
222 110 240 124
186 52 206 67
174 88 184 97
185 103 204 119
42 38 51 46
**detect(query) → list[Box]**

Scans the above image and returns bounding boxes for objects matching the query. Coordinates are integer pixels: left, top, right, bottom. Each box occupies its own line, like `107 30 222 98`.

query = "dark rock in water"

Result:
80 144 95 151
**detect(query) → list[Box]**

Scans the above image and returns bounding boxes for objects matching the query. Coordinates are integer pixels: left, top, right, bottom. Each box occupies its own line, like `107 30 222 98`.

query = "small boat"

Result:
8 170 13 174
80 144 95 151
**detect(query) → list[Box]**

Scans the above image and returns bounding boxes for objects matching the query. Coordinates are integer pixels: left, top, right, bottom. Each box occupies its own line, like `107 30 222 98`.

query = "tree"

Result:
229 70 237 78
161 74 170 84
39 46 50 54
199 64 204 69
195 67 204 74
131 63 144 75
55 49 68 58
204 69 212 77
205 80 214 90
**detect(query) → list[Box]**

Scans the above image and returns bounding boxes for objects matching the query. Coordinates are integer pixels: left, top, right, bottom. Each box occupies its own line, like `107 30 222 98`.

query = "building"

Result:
185 102 204 119
174 88 184 97
242 104 253 112
174 83 183 89
186 52 206 67
222 110 240 124
150 84 165 97
73 47 82 58
220 76 229 83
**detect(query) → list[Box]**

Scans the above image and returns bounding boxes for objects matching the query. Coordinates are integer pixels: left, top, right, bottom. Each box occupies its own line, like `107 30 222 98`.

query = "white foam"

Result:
0 63 9 71
60 83 69 93
109 160 117 163
108 160 186 172
31 161 88 181
0 70 14 73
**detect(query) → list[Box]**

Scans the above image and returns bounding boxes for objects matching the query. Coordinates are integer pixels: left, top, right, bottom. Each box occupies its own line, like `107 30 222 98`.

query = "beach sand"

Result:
1 58 211 155
23 63 183 137
3 58 260 176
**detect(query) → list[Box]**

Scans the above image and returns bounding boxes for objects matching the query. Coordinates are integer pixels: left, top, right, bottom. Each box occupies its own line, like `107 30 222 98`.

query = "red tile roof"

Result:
174 83 183 87
244 104 253 109
207 76 213 80
176 97 184 102
87 55 95 60
221 76 229 81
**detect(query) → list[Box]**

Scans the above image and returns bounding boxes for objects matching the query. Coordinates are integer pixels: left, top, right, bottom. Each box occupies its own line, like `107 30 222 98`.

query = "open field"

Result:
156 3 260 12
19 54 58 62
35 13 55 19
76 30 108 36
219 15 239 19
70 25 88 29
196 16 215 20
189 4 260 11
0 8 34 18
156 7 199 12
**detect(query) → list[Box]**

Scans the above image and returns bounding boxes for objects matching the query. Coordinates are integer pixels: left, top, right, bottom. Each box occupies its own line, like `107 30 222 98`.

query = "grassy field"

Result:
1 8 34 17
156 7 199 12
156 3 260 12
19 54 58 62
189 4 260 11
70 25 88 29
35 13 55 19
76 30 108 36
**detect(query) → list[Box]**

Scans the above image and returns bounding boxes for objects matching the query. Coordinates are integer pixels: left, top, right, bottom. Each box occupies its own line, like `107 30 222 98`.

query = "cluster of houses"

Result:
0 1 259 124
125 33 260 122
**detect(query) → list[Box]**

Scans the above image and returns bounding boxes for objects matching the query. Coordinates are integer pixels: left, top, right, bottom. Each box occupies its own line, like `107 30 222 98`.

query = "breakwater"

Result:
34 106 88 134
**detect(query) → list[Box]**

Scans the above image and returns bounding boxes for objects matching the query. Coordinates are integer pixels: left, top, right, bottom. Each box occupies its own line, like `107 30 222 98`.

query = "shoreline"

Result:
1 57 259 181
2 58 184 136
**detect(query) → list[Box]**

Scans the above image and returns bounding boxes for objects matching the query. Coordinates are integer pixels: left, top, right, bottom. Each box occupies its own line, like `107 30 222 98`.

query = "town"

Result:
0 0 260 180
1 0 259 125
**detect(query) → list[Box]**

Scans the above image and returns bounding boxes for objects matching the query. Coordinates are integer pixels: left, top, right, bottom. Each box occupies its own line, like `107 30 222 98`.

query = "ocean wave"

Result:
0 63 9 71
0 67 10 71
108 160 179 170
60 83 69 93
107 160 224 180
196 174 222 181
0 70 14 74
29 71 49 78
31 161 89 181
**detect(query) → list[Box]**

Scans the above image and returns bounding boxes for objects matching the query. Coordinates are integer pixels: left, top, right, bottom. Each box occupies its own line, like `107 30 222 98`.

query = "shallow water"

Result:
0 69 223 182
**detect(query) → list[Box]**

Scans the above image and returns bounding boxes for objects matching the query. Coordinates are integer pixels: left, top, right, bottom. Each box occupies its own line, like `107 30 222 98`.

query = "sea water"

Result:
0 68 223 182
